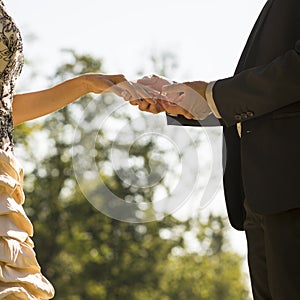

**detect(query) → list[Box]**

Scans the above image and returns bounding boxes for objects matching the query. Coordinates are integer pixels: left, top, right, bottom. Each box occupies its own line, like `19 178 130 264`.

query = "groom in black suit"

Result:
126 0 300 299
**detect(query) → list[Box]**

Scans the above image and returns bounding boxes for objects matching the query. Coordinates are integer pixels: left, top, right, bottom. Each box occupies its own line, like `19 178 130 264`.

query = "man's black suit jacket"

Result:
168 0 300 230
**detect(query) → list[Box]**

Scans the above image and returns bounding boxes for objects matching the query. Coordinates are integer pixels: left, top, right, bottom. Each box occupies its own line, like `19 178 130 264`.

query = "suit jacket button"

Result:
247 111 254 117
241 113 248 120
234 114 242 121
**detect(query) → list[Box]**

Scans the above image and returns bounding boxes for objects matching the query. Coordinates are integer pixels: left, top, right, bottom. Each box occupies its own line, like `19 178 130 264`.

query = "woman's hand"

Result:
82 73 139 99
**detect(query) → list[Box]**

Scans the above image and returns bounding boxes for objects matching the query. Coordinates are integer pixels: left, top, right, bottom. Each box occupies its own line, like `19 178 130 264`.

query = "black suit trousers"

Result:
244 201 300 300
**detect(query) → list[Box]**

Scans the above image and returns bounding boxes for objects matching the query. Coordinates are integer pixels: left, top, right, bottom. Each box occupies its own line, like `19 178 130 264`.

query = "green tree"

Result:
157 215 250 300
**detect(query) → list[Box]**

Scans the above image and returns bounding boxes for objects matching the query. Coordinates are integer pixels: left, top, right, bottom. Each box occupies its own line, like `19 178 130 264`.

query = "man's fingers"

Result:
161 101 194 119
139 103 161 114
129 99 164 114
183 112 195 119
129 100 139 106
160 101 181 115
138 101 152 112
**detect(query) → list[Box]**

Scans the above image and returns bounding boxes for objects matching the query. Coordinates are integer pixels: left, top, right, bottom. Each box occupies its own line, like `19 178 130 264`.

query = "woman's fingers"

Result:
105 83 124 97
107 75 158 105
161 83 186 95
104 74 139 101
132 83 158 105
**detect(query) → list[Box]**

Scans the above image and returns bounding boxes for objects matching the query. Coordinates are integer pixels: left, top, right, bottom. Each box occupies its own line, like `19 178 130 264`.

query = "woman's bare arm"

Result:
12 73 133 126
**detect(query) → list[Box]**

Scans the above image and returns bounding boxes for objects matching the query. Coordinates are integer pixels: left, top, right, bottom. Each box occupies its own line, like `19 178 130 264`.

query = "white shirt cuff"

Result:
205 81 222 119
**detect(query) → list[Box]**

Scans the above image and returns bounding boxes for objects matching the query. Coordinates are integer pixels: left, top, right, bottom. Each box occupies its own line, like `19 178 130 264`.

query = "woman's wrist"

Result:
79 74 96 94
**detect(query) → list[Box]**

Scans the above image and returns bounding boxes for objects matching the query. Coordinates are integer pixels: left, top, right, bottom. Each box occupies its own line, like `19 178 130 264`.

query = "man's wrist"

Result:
205 81 222 119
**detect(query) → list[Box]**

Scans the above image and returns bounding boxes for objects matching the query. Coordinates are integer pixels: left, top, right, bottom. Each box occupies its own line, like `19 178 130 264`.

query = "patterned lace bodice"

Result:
0 0 24 152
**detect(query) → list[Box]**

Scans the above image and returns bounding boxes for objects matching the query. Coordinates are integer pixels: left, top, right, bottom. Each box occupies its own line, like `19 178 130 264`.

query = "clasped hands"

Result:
119 75 212 120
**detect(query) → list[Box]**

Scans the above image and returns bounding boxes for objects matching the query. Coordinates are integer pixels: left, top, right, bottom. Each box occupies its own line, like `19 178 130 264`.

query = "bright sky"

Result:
7 0 266 265
7 0 266 83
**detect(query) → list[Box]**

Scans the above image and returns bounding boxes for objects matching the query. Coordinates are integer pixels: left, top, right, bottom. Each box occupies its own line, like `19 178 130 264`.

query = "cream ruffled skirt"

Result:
0 150 55 299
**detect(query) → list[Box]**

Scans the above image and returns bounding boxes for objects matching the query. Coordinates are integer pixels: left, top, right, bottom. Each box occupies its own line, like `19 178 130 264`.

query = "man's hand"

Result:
119 74 172 114
161 81 212 120
127 74 180 114
120 75 212 120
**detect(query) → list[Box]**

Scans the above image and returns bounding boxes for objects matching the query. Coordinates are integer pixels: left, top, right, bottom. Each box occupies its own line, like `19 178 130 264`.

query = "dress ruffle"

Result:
0 150 55 299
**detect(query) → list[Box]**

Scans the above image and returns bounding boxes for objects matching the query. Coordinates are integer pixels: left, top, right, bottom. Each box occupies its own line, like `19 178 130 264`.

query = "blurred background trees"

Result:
14 51 250 300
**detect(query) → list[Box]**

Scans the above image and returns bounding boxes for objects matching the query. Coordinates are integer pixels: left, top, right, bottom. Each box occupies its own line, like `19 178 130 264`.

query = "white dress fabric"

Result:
0 1 55 299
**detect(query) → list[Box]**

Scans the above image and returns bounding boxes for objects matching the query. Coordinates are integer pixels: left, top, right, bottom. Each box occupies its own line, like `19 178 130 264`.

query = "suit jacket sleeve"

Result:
213 40 300 127
166 113 222 127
